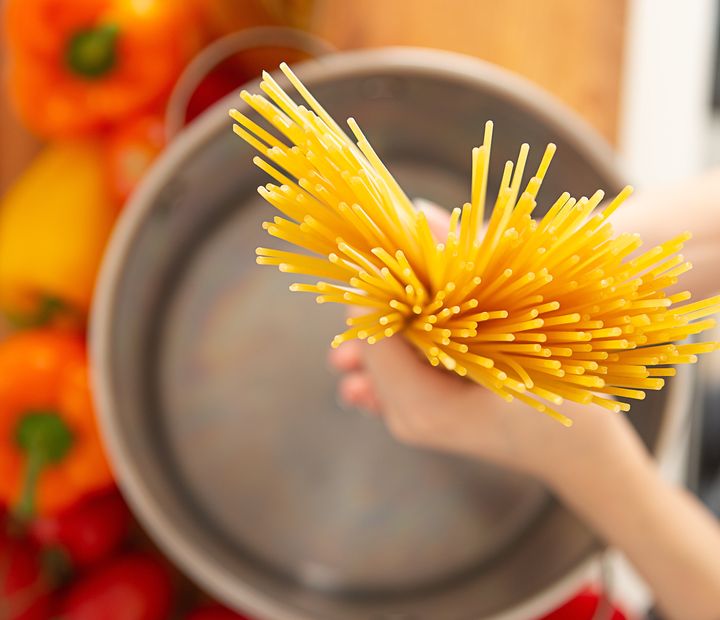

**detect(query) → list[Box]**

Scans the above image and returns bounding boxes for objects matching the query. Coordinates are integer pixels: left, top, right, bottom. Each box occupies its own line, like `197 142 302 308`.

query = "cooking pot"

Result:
91 48 690 619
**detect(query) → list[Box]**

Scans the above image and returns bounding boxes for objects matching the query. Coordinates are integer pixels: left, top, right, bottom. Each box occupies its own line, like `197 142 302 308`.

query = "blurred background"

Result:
0 1 718 619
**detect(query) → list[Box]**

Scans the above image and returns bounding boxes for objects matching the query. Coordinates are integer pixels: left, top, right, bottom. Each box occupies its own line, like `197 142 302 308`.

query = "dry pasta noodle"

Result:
229 62 720 426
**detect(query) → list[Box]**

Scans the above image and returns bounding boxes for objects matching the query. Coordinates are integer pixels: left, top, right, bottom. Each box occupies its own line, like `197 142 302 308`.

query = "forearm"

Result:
613 168 720 299
550 428 720 620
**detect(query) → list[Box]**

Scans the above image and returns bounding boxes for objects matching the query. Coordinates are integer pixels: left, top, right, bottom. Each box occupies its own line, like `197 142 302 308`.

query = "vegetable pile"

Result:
0 0 303 617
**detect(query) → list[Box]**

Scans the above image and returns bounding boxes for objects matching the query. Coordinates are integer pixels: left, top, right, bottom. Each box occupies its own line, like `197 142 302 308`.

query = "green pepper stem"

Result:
13 411 74 522
66 23 120 79
13 448 46 521
5 296 70 329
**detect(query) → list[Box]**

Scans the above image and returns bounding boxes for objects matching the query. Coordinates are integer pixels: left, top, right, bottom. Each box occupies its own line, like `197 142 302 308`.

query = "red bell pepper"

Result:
540 588 628 620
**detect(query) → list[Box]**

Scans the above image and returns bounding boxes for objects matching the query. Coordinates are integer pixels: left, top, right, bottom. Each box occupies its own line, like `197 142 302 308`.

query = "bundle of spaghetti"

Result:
229 63 720 426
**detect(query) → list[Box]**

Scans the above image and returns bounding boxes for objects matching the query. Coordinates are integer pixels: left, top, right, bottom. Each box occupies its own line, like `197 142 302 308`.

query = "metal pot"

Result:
91 48 690 619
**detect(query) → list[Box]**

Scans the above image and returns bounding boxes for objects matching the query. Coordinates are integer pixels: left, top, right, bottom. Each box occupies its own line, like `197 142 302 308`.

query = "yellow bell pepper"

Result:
0 141 118 324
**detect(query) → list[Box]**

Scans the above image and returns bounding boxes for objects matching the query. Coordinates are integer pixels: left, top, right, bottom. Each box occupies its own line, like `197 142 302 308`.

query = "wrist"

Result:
546 417 662 540
538 408 657 499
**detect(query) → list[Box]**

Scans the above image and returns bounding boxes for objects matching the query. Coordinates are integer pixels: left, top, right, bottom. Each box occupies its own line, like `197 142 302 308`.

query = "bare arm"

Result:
549 410 720 620
334 333 720 619
557 170 720 616
331 187 720 619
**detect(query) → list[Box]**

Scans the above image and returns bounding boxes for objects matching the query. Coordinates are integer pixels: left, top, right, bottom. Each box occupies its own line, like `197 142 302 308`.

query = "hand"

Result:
329 201 652 490
332 198 720 620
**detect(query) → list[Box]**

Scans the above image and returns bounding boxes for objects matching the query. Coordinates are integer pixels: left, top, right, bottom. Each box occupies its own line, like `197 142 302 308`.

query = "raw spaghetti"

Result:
229 63 719 426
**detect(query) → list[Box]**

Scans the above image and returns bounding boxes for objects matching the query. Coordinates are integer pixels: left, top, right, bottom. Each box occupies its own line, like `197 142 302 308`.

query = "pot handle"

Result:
165 26 335 139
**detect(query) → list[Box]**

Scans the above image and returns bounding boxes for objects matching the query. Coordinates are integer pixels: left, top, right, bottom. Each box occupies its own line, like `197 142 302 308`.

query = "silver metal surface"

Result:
91 48 689 619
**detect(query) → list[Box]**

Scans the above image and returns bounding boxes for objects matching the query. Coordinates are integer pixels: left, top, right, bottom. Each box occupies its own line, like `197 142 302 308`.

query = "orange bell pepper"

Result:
4 0 201 138
0 330 113 518
0 141 118 325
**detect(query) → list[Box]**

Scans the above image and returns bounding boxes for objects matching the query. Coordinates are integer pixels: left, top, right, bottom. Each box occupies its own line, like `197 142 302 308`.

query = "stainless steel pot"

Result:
91 48 690 619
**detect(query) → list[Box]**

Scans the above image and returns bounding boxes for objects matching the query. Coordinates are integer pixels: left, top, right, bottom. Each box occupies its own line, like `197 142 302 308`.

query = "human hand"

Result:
329 201 653 490
331 199 720 620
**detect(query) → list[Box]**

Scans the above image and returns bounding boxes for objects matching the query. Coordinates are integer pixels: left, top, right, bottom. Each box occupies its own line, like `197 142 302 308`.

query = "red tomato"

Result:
0 530 52 620
105 113 166 206
185 603 253 619
31 488 131 568
58 552 173 620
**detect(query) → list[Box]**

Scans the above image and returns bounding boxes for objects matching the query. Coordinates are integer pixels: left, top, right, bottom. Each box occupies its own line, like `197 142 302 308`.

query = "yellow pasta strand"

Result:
230 63 720 425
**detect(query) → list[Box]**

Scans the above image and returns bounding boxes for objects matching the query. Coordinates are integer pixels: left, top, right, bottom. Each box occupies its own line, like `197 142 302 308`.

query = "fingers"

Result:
332 309 466 420
337 371 381 413
330 341 379 411
328 340 364 372
331 199 455 433
361 334 450 418
330 335 449 419
330 326 499 457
